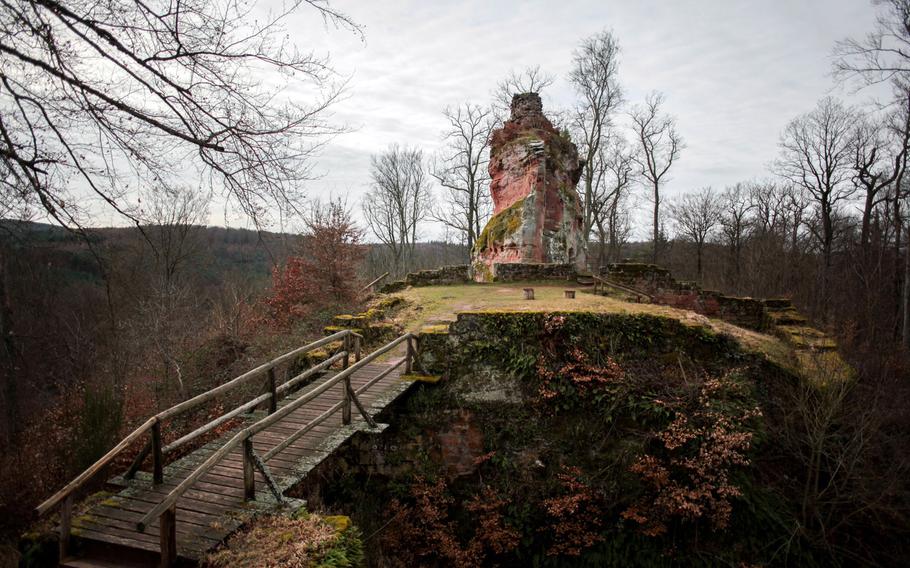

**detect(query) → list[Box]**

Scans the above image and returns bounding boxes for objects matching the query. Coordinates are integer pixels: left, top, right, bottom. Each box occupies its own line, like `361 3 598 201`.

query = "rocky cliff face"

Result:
471 93 586 281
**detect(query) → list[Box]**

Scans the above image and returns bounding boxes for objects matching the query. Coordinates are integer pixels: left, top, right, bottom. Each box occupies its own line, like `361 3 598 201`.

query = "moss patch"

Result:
472 198 525 255
206 514 364 568
399 374 443 384
321 515 352 532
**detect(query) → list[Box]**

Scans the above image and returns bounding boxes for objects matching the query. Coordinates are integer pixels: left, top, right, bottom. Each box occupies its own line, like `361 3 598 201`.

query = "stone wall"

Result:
492 262 576 282
601 262 676 291
378 265 471 293
405 265 470 287
603 262 768 331
415 311 763 383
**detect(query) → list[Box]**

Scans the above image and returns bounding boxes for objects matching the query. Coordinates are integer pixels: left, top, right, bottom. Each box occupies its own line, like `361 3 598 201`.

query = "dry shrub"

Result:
622 371 760 536
264 199 364 328
536 346 624 403
206 515 347 568
381 477 518 567
540 466 605 556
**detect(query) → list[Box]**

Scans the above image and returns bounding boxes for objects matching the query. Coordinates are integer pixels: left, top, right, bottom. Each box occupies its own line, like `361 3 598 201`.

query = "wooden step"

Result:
62 557 155 568
62 539 159 568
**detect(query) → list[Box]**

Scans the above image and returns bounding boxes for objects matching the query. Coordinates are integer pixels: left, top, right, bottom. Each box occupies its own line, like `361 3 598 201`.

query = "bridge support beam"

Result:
342 375 352 425
405 337 414 374
342 336 352 424
58 494 72 561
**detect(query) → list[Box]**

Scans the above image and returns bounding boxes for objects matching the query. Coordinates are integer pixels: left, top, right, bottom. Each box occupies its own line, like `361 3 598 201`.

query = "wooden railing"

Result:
34 328 404 562
137 331 416 562
359 271 389 294
591 274 653 302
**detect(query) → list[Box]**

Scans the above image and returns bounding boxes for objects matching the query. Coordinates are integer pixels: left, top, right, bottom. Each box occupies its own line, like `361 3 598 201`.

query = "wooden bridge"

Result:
35 330 420 567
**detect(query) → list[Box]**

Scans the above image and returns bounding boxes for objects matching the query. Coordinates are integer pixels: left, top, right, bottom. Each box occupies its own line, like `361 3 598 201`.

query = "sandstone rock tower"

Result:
471 93 586 282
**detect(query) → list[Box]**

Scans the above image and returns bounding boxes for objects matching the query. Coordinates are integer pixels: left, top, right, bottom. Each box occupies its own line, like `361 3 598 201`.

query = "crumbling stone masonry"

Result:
492 262 576 282
471 93 586 282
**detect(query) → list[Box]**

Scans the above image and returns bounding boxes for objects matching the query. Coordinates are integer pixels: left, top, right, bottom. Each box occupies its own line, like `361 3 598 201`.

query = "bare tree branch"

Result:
431 103 493 255
0 0 359 228
629 91 683 263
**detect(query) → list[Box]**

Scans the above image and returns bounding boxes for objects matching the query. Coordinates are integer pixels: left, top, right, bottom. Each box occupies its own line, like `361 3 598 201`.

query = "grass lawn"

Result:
386 282 798 373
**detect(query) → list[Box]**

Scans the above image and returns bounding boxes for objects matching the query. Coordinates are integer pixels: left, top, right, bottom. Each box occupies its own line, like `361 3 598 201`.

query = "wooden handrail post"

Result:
354 334 362 362
341 334 351 425
59 494 73 561
243 437 255 501
342 374 352 425
405 335 414 374
152 421 163 485
159 503 177 568
267 368 277 414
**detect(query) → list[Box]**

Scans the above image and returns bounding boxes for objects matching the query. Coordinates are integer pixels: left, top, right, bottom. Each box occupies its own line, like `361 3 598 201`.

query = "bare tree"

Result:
133 189 210 399
776 97 857 312
851 95 910 253
0 0 357 230
432 103 494 255
629 92 683 264
141 189 211 292
590 136 636 267
300 197 365 302
363 145 432 277
569 30 624 245
492 65 555 120
668 187 722 280
719 183 754 290
834 0 910 344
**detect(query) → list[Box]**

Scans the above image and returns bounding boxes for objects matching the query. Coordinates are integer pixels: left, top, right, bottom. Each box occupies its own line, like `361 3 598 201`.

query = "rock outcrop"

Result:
471 93 586 282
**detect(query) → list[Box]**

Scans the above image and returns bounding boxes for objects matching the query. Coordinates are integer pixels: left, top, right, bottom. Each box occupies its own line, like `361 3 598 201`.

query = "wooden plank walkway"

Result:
67 358 412 563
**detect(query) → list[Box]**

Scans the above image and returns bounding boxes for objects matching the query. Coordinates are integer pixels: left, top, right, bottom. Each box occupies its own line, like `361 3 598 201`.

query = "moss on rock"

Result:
472 198 525 255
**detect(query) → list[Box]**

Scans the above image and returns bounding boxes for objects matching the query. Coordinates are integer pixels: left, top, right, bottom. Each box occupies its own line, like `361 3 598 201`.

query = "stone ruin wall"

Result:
603 262 768 330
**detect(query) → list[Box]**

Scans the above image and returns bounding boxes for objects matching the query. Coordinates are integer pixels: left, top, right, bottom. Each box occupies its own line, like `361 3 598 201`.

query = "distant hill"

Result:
0 220 474 287
0 219 297 286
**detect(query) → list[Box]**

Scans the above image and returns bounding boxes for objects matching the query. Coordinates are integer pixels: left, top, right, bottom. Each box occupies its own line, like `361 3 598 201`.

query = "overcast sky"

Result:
223 0 888 237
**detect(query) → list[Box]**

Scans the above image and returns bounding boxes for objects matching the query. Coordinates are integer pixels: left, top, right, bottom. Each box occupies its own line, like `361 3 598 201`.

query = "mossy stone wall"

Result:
492 262 575 282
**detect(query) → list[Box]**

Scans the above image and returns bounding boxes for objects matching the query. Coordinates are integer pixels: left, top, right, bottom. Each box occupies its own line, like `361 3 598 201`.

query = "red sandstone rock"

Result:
471 93 586 281
436 410 485 477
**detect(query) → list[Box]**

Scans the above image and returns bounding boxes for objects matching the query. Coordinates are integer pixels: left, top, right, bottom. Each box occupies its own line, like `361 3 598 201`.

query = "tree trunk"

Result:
903 227 910 348
821 201 834 318
0 244 17 446
652 183 660 264
861 190 875 255
696 243 703 282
